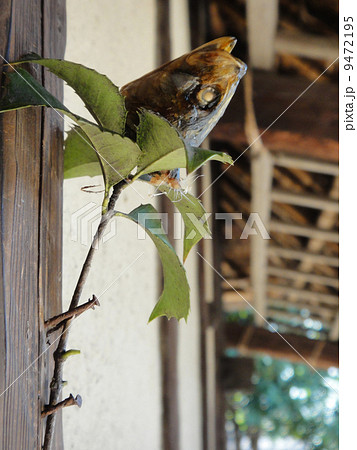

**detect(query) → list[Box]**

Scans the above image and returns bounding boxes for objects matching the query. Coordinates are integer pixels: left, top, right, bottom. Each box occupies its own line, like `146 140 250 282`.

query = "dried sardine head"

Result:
121 36 247 146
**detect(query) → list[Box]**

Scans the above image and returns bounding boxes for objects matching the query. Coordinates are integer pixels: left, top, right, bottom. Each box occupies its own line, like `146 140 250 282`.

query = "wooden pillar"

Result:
0 1 65 449
244 72 273 326
221 357 254 391
247 0 279 69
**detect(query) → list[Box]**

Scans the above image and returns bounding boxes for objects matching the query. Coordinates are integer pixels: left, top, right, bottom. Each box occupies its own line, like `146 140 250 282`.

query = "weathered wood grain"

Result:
156 2 180 450
40 1 66 449
0 1 65 448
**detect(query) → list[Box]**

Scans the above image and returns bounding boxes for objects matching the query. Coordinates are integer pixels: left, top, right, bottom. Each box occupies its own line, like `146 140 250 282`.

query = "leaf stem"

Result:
43 178 128 450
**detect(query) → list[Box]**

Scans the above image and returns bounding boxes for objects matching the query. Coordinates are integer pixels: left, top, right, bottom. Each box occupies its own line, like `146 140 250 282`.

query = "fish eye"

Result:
196 86 220 108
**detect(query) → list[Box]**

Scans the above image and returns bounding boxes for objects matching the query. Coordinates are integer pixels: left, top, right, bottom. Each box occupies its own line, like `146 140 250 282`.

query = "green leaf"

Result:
0 68 93 128
0 69 140 191
0 67 70 114
116 204 190 322
135 111 188 177
151 183 211 262
134 111 233 177
64 127 102 179
186 146 233 174
14 56 127 135
77 120 141 192
0 67 233 195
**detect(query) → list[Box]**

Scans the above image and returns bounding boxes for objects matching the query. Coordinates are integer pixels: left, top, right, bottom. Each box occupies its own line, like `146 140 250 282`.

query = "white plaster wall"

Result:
178 249 203 450
170 2 203 449
62 1 162 449
62 1 203 449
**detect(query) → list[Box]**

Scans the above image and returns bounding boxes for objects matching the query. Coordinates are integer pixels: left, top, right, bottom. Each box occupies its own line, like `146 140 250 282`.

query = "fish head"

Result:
121 36 247 146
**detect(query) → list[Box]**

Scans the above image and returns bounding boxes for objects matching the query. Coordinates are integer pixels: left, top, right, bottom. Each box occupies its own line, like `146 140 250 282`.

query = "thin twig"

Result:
45 295 100 332
43 179 128 450
41 394 82 418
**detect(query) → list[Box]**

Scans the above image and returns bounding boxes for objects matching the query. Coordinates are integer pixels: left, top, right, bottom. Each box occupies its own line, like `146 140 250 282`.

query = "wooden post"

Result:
247 0 279 69
244 71 273 326
220 357 254 391
0 1 65 449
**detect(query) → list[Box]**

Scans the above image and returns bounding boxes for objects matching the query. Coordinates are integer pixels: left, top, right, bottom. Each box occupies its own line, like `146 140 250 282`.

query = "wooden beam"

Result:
267 266 339 288
287 177 339 302
275 30 339 62
271 189 339 212
224 323 339 369
265 309 331 330
222 290 252 303
222 291 253 311
267 284 339 306
0 1 65 448
221 278 250 290
211 126 339 165
270 221 339 243
267 298 335 321
272 154 339 176
222 289 338 319
210 72 338 163
268 246 339 267
247 0 279 69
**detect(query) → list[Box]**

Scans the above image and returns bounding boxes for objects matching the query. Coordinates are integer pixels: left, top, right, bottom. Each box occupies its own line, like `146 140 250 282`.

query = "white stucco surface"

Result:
62 1 203 449
62 1 161 449
178 249 203 450
169 3 203 448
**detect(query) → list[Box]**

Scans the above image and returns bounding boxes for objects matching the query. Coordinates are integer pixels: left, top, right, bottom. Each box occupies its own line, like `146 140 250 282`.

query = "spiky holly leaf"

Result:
77 119 141 193
116 204 190 322
64 127 102 179
0 67 70 115
0 69 140 192
148 183 211 262
186 146 233 173
13 55 127 134
135 111 188 177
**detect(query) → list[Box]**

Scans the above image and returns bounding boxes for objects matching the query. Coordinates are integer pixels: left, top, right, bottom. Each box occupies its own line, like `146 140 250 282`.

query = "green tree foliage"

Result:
227 357 339 449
